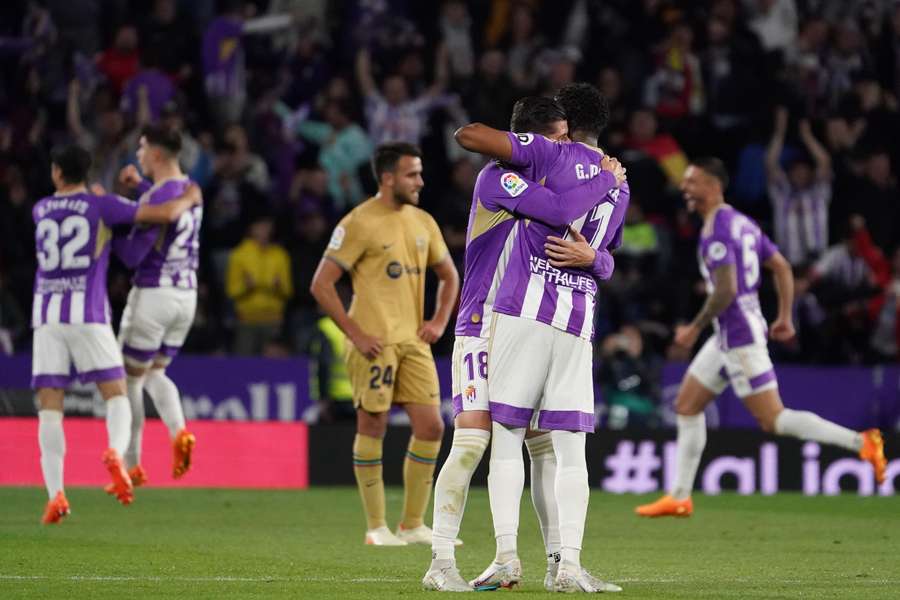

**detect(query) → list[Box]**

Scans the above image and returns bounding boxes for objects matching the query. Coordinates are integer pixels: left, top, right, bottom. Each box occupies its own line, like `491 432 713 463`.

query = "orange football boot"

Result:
102 448 134 505
41 491 71 525
635 495 693 517
859 429 887 485
104 465 147 495
172 429 195 479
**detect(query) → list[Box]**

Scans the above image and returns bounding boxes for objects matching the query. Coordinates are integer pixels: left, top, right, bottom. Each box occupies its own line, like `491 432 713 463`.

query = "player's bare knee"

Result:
37 388 64 411
356 410 388 438
97 378 127 399
416 417 444 442
125 363 148 378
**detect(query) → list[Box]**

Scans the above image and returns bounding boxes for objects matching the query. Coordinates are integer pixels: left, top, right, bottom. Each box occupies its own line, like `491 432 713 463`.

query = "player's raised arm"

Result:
134 183 202 224
765 106 788 182
310 258 383 359
418 255 459 344
454 123 513 161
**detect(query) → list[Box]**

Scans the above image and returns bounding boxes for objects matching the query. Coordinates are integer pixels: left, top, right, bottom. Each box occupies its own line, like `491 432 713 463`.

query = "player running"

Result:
423 96 624 592
635 158 887 518
34 145 201 523
453 83 629 592
310 142 460 546
113 125 203 487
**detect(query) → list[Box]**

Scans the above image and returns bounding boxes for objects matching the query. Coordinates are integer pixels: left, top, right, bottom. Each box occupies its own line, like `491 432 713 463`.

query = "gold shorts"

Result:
345 340 440 413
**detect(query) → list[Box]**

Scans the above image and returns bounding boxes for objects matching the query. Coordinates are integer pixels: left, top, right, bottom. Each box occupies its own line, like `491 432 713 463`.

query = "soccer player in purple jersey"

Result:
452 83 628 592
423 97 625 592
113 125 202 488
34 145 200 523
636 158 887 518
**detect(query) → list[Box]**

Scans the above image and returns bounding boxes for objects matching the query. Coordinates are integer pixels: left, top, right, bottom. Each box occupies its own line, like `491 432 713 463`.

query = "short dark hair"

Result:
371 142 422 183
50 145 92 184
510 96 567 136
690 157 729 190
141 124 182 156
554 83 610 138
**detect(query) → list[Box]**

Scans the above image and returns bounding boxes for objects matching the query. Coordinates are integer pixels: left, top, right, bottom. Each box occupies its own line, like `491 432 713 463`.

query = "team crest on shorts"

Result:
464 385 476 401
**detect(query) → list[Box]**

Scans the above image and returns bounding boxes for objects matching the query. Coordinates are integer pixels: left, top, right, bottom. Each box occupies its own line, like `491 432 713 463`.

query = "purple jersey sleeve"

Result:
702 224 737 272
135 178 152 196
591 249 615 280
759 232 778 261
488 169 618 227
112 226 156 268
98 194 139 226
506 132 563 171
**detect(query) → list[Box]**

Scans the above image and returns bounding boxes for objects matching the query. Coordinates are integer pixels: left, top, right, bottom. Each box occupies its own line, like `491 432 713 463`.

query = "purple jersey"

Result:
455 162 619 337
202 17 244 98
32 192 138 327
491 133 630 340
699 205 779 349
116 177 201 289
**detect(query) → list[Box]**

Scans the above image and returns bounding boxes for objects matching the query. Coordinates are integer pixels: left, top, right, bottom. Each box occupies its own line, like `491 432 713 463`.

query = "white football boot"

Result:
422 561 472 592
470 557 522 590
554 562 623 593
396 524 462 546
365 526 408 546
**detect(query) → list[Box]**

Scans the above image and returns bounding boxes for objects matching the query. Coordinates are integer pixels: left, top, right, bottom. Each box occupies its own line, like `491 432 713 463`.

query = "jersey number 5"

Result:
742 234 760 288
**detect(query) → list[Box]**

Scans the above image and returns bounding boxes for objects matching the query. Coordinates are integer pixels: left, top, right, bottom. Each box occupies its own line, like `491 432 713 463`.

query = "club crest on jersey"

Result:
464 385 476 401
328 225 345 250
500 172 528 197
514 133 534 146
708 241 727 261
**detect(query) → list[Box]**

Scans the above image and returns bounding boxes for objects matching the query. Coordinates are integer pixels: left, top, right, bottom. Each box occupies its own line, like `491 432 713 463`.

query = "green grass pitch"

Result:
1 486 898 598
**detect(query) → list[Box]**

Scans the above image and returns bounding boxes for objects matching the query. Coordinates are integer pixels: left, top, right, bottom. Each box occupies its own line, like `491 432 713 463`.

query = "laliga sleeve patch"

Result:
515 133 534 146
500 172 529 197
328 225 345 250
707 241 727 261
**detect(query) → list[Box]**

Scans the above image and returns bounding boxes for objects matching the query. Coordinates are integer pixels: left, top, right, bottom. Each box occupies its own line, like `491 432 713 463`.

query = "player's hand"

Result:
119 165 142 189
417 319 446 344
601 155 626 186
545 227 596 268
89 183 107 195
352 331 384 359
769 317 795 342
674 324 699 349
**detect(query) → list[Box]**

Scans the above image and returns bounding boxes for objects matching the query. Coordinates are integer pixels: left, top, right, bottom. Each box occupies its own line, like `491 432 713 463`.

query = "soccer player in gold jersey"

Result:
311 142 460 545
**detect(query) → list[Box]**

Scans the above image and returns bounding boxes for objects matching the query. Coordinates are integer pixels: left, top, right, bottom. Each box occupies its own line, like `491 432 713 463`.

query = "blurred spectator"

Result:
643 21 704 123
851 149 898 252
201 1 293 126
96 24 140 95
598 324 663 429
625 107 689 188
307 315 356 423
462 50 519 131
279 98 372 210
139 0 195 83
355 45 451 146
0 271 26 354
226 215 293 355
440 0 474 82
120 49 177 122
501 2 546 92
765 107 832 265
434 157 477 270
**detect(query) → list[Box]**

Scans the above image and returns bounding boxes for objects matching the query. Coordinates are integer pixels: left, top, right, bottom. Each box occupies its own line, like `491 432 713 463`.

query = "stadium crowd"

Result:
1 0 899 391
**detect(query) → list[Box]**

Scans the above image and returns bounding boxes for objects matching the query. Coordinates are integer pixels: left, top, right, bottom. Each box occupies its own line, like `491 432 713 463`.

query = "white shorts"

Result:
451 336 490 416
32 323 125 389
687 337 778 399
487 313 594 433
119 287 197 368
